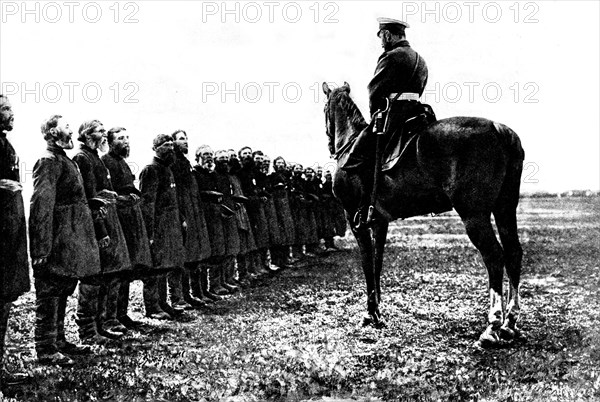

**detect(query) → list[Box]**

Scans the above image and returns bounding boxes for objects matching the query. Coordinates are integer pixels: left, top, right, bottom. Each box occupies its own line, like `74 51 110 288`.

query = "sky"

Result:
1 0 599 201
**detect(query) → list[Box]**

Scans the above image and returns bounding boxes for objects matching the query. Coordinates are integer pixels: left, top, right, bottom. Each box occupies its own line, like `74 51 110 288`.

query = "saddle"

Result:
382 103 436 171
340 102 436 172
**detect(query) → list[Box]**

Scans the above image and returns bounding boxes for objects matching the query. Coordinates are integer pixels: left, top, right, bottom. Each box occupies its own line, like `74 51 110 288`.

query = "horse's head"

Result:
322 81 368 158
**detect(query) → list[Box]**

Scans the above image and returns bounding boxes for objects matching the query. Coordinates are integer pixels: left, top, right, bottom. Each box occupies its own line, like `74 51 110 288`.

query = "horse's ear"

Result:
343 81 351 93
322 82 332 96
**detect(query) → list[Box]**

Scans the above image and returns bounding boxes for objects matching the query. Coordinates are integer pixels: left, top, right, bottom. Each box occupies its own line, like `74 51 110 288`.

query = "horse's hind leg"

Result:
494 164 524 340
494 208 523 340
459 212 506 346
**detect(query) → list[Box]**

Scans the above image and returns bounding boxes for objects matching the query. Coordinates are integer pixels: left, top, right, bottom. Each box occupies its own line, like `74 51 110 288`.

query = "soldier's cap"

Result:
153 134 173 149
377 17 410 36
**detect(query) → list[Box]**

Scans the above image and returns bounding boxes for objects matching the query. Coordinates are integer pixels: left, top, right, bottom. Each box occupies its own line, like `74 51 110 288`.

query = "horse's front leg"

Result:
351 225 378 326
372 220 389 309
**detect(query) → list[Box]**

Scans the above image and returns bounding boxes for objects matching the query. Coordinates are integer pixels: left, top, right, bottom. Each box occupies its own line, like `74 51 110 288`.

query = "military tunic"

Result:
101 151 153 274
0 134 30 301
140 157 185 270
368 40 428 116
268 171 295 246
171 151 212 262
194 165 226 259
213 170 241 257
73 145 131 275
236 165 270 249
29 144 101 279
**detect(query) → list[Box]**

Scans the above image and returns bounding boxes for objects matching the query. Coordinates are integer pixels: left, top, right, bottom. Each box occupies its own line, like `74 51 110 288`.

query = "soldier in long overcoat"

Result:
303 167 324 255
194 145 227 300
268 156 296 268
29 115 101 365
102 127 153 328
0 95 31 384
140 134 186 319
170 130 212 308
73 120 131 341
255 153 283 270
227 150 257 284
213 150 242 292
236 147 272 276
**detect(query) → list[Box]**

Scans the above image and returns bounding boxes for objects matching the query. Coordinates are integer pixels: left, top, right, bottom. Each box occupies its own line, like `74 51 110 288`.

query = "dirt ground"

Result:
2 197 599 401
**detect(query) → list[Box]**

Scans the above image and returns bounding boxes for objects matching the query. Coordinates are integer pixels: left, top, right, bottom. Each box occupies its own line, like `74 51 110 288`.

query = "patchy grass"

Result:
2 198 599 401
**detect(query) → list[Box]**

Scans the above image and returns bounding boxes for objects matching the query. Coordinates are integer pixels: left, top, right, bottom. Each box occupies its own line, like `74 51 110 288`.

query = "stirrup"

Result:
352 205 375 229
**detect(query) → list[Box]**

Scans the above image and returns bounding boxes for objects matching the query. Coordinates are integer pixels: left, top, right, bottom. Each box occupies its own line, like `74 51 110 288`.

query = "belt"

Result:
389 92 420 101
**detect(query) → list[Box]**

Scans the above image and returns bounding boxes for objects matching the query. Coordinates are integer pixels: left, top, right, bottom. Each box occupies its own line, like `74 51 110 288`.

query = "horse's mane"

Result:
331 88 368 131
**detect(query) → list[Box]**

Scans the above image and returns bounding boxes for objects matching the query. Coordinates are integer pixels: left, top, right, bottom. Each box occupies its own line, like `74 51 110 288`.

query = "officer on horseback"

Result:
343 17 431 227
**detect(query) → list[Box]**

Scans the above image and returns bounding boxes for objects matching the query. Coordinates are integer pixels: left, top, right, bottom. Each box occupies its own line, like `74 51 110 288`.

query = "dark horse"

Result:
323 82 525 346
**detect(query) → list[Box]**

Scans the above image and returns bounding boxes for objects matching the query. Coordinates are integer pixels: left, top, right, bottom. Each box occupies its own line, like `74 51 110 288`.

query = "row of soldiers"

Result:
0 94 347 385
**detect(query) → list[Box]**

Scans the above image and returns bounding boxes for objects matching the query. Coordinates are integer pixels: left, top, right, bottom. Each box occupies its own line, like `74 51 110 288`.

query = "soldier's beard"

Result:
242 157 254 168
228 158 241 173
56 138 74 150
175 143 188 155
161 151 175 165
96 138 109 153
215 161 229 174
114 145 130 158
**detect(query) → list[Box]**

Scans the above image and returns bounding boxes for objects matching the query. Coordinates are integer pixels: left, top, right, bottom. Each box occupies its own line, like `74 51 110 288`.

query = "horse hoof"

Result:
361 313 385 328
477 327 501 348
499 326 515 341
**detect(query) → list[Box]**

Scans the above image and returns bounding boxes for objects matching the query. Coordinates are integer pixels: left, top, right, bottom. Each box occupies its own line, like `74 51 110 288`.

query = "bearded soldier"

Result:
170 130 212 308
29 115 101 365
193 145 228 298
236 147 272 276
227 149 258 284
268 156 296 268
101 127 153 329
343 18 429 226
302 167 323 256
213 150 241 292
254 152 283 271
140 134 186 319
0 95 30 384
73 120 132 342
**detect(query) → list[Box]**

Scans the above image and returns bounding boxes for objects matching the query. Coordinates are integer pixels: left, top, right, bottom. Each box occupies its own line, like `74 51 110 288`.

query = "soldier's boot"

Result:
116 280 142 330
77 283 114 345
261 249 279 272
190 266 215 304
97 280 125 340
142 276 172 320
168 268 193 311
305 243 323 257
157 274 184 317
254 251 271 275
324 237 339 252
235 255 251 286
1 302 31 386
56 296 92 356
229 258 242 286
238 254 256 282
181 265 206 308
220 257 239 293
36 297 74 367
209 264 229 296
291 245 305 261
103 278 128 335
199 265 222 302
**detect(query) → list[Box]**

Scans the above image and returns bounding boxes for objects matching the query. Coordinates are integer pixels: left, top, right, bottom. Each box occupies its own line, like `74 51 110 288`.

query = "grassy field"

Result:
2 197 599 401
